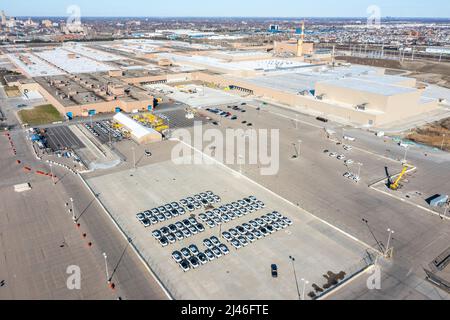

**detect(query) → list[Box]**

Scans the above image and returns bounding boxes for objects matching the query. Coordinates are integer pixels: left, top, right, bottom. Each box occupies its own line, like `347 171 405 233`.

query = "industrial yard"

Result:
1 8 450 303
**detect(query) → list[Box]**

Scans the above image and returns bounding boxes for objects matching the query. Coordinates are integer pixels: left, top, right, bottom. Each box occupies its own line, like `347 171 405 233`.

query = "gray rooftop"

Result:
318 78 417 96
245 65 383 94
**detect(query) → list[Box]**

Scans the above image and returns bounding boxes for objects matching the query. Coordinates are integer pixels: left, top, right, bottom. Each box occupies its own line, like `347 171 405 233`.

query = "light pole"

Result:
292 143 298 159
292 140 302 159
238 154 244 175
167 118 171 137
301 278 309 300
385 228 395 257
70 198 76 222
357 162 363 179
442 202 449 220
441 134 446 151
403 146 409 163
49 163 55 185
289 256 301 300
132 146 136 170
103 252 111 284
362 218 384 252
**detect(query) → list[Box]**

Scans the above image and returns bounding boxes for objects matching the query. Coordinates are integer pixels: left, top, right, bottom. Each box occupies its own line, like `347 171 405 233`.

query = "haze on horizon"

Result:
2 0 450 18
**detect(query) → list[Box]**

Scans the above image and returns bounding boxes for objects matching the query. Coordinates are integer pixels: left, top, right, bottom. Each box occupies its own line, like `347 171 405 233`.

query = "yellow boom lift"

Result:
389 165 409 190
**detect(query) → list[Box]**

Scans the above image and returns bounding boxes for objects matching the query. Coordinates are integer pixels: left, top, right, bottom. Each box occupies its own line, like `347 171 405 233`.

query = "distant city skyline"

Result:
1 0 449 18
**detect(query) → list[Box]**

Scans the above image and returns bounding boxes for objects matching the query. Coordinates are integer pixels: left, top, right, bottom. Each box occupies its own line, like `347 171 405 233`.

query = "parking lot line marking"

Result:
369 184 450 221
248 103 325 130
172 138 383 256
77 174 174 300
368 164 449 220
248 102 407 166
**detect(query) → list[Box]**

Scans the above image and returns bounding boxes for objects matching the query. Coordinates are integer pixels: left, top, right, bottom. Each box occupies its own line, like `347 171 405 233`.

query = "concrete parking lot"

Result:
78 94 449 299
0 129 117 299
86 153 373 300
210 100 450 299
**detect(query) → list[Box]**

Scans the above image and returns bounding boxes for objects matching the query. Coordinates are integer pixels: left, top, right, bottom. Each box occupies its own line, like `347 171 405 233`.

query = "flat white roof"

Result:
158 53 310 72
219 50 272 58
113 112 159 139
6 52 66 77
63 43 122 62
246 65 403 94
35 48 117 74
319 78 417 96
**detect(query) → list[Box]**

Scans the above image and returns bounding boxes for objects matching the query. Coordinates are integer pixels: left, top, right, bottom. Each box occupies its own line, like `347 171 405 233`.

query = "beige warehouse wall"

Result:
376 92 438 125
192 72 377 125
315 82 390 111
192 72 437 126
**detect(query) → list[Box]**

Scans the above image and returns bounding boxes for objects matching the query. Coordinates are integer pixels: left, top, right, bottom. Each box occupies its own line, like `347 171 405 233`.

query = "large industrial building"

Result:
3 39 443 127
187 64 438 126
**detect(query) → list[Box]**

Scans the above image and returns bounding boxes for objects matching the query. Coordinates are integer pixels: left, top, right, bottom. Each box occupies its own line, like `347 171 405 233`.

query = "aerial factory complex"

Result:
0 7 449 302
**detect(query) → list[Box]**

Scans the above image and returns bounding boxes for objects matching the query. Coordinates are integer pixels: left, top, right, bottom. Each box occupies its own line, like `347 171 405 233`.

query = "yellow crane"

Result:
389 165 409 190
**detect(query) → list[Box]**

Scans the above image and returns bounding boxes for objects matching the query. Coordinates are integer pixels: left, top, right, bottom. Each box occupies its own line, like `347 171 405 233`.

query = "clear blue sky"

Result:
2 0 450 18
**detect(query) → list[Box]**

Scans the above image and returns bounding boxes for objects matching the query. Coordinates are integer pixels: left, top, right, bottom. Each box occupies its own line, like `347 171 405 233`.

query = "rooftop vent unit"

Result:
316 94 325 100
356 103 368 111
298 90 310 96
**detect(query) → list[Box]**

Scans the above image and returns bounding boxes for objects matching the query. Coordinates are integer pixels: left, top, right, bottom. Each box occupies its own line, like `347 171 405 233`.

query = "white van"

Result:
343 135 356 142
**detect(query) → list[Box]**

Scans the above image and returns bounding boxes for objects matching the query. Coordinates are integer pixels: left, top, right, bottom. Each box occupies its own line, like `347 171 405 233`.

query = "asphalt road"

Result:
0 88 169 300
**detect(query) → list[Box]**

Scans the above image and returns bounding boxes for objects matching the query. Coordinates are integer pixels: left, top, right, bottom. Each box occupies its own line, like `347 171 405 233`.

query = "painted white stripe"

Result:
172 137 382 255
